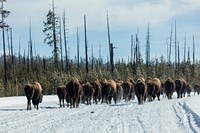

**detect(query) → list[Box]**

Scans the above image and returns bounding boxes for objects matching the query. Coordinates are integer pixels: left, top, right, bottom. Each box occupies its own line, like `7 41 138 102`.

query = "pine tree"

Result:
43 0 60 70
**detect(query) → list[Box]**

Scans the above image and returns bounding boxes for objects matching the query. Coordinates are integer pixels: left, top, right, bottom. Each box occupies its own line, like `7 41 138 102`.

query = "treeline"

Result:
0 53 200 97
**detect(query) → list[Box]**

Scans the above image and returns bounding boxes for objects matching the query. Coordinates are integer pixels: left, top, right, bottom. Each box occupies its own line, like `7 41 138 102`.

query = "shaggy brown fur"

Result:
82 82 94 105
116 82 124 102
66 77 83 108
101 79 117 104
147 78 162 101
186 84 192 97
91 79 102 104
135 78 147 105
164 77 175 99
122 79 135 101
57 85 66 107
24 82 43 110
194 83 200 95
175 77 187 98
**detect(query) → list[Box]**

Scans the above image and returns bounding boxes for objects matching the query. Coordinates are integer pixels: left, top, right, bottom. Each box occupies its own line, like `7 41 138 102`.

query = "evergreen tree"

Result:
43 0 60 70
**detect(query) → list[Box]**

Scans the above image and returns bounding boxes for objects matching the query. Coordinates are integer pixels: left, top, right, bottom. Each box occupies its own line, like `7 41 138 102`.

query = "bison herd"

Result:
24 77 200 110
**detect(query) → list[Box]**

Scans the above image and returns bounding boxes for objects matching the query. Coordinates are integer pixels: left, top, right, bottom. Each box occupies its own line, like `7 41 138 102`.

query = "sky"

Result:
1 0 200 63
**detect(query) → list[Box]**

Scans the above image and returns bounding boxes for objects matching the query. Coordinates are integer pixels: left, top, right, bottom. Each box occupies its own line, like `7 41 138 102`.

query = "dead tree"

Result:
63 10 68 73
76 27 80 73
84 15 89 73
59 18 63 71
10 28 14 63
174 18 177 68
193 35 195 64
0 0 10 85
146 23 150 67
184 35 186 63
106 11 114 74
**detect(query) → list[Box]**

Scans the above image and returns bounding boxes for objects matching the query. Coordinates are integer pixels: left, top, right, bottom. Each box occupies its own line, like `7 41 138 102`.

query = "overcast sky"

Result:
1 0 200 62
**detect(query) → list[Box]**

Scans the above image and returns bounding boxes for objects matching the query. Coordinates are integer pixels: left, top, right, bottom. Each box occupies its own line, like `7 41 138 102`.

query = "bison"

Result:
91 79 102 104
186 83 192 97
24 82 43 110
101 79 117 104
122 79 135 101
194 83 200 95
66 77 83 108
57 85 66 107
82 82 94 105
135 77 147 105
147 78 162 101
175 77 187 98
116 82 124 102
164 77 175 99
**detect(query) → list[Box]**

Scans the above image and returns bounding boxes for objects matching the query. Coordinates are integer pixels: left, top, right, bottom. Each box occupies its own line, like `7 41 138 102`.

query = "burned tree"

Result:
0 0 10 85
84 15 89 73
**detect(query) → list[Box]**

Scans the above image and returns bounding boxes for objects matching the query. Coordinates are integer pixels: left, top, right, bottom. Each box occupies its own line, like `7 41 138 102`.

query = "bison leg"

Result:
59 98 62 107
140 96 143 104
156 93 161 101
27 100 31 110
75 97 80 108
62 98 65 107
136 96 140 105
108 96 112 104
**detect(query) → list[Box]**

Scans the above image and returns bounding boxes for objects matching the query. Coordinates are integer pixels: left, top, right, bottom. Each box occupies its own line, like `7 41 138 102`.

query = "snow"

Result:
0 94 200 133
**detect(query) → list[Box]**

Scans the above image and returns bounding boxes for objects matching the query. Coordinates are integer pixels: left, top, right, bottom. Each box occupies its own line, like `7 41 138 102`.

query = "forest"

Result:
0 0 199 97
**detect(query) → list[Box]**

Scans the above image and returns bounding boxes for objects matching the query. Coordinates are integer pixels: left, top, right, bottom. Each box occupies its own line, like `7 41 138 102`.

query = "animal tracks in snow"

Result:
0 95 200 132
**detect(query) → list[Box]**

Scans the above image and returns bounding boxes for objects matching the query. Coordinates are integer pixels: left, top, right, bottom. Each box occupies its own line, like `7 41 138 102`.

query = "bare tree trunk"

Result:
59 18 63 71
91 44 94 70
187 47 190 62
63 10 68 73
184 35 186 63
178 41 180 67
29 19 33 71
146 23 150 67
169 25 173 64
27 42 30 73
2 16 7 84
84 15 89 73
131 35 133 65
106 11 114 74
76 27 80 73
175 18 177 68
18 36 21 65
6 28 10 56
193 35 195 64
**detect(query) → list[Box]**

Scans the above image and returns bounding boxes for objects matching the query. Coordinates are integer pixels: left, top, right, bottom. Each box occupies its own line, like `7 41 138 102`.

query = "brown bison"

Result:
164 77 175 99
91 79 102 104
135 77 147 105
57 85 66 107
82 82 94 105
66 77 83 108
194 83 200 95
101 79 117 104
116 82 124 102
175 77 187 98
147 78 162 101
24 82 43 110
186 83 192 97
122 79 135 101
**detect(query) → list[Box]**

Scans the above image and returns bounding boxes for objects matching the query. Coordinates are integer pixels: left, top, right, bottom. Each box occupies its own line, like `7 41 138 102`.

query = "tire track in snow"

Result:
172 99 200 133
179 101 200 132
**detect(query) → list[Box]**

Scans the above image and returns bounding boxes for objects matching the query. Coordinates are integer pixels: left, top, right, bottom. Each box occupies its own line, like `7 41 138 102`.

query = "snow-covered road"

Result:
0 94 200 133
